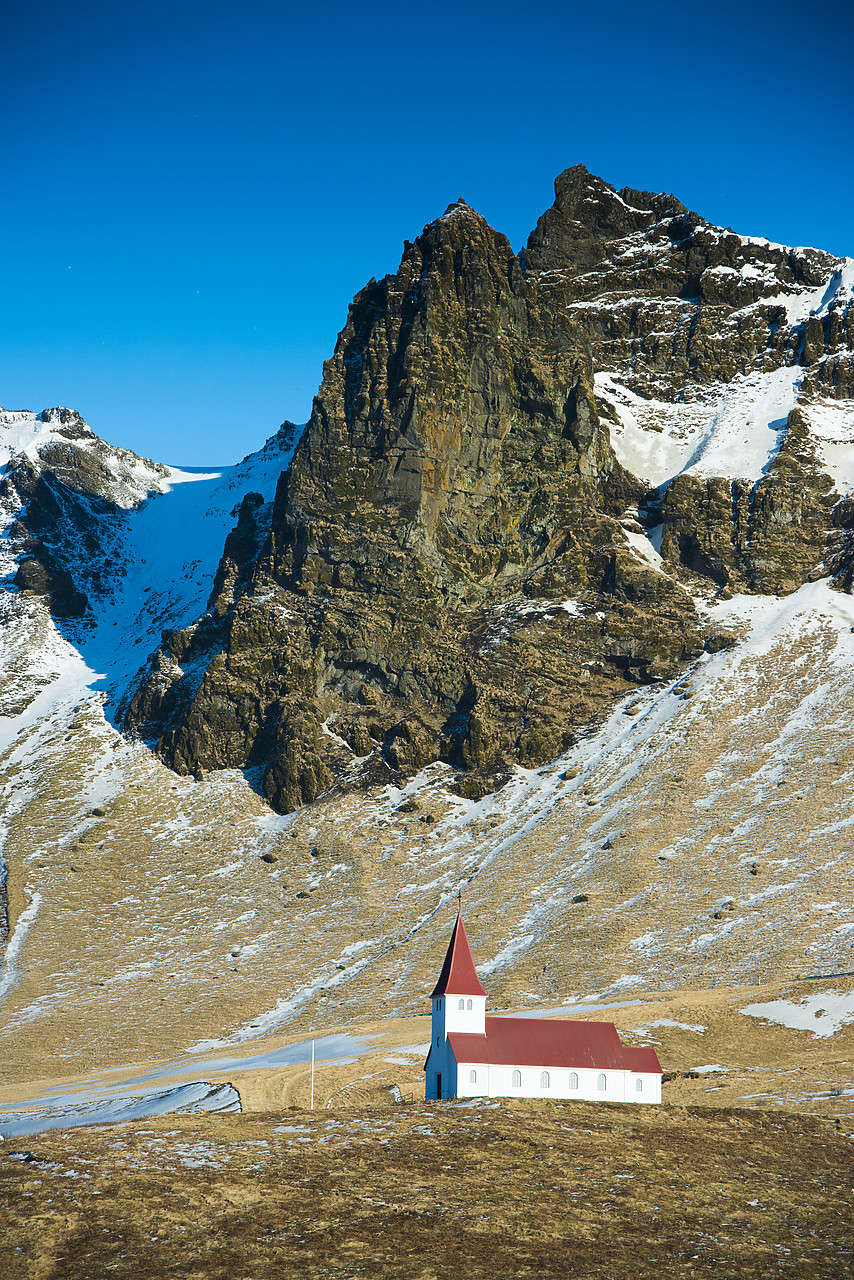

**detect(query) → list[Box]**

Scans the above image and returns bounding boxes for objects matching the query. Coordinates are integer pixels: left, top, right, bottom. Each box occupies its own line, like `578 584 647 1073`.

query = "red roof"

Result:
448 1016 662 1074
430 914 487 998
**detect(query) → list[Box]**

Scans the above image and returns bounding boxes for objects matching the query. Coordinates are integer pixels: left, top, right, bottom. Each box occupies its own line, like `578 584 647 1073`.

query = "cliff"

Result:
116 165 854 811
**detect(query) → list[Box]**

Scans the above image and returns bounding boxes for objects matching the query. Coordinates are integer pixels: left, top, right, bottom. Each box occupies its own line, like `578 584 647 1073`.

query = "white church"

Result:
424 914 662 1104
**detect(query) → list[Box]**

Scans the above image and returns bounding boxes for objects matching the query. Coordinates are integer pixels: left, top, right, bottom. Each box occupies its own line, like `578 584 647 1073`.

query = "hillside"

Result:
2 1101 852 1279
1 164 853 1122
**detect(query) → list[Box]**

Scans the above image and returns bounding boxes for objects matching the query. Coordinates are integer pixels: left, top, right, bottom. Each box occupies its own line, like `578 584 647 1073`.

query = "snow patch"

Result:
0 1081 240 1139
741 988 854 1039
0 891 42 1002
800 398 854 496
596 367 803 487
628 1018 706 1035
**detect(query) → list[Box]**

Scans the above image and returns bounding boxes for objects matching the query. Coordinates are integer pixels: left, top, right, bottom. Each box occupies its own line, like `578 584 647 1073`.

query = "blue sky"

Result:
2 0 852 466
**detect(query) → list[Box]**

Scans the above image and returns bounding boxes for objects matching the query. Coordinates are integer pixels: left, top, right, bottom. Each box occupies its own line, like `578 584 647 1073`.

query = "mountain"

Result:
124 164 854 812
1 165 854 1092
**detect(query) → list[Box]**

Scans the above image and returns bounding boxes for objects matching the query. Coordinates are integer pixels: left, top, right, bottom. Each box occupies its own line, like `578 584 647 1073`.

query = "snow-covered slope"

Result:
0 409 88 469
77 424 301 715
0 412 302 725
0 412 303 1016
595 367 805 487
0 406 168 514
593 257 854 493
800 398 854 496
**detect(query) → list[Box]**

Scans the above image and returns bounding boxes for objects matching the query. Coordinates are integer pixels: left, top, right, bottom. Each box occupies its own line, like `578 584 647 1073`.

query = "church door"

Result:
436 1073 442 1099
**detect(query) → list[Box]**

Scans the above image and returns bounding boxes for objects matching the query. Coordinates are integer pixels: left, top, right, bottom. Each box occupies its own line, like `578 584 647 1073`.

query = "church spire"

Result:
430 913 486 999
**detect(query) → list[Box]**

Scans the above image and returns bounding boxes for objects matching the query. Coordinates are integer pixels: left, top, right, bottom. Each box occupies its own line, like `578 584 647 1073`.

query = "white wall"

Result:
424 999 662 1103
427 995 487 1098
431 994 486 1039
451 1063 661 1105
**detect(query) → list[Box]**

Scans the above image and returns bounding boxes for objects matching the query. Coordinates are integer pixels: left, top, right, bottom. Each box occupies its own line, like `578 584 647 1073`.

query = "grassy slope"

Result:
2 1101 852 1280
3 591 854 1087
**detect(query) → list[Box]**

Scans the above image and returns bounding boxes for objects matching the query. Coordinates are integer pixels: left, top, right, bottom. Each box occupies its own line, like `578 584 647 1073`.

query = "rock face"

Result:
0 407 168 619
124 165 854 812
656 410 842 595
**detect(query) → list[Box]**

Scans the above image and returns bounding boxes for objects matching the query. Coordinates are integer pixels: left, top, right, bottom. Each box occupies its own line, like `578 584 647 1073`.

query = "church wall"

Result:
431 995 486 1043
452 1062 661 1104
424 1035 458 1100
442 994 486 1036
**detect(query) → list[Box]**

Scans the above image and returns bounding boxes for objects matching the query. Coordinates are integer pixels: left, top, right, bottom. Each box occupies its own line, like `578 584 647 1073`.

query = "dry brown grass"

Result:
4 617 854 1091
1 1100 851 1280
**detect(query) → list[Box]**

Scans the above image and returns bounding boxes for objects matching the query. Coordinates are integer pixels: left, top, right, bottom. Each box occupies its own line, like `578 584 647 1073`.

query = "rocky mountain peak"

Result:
546 163 658 247
38 405 93 436
524 165 697 280
126 172 717 812
14 164 843 817
1 407 168 619
438 196 473 217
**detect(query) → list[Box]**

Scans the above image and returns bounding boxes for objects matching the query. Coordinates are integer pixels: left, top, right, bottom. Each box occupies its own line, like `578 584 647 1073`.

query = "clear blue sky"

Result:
2 0 852 466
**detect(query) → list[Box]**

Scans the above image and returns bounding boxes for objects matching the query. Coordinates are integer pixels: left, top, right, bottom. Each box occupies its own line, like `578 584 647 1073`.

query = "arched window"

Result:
469 1069 477 1083
512 1069 522 1087
569 1072 578 1090
540 1070 550 1088
467 998 473 1010
597 1073 607 1091
635 1077 643 1093
458 998 465 1010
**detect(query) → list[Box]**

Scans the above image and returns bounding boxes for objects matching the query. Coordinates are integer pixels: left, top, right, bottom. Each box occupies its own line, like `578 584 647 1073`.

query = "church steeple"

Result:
431 913 486 998
430 912 486 1042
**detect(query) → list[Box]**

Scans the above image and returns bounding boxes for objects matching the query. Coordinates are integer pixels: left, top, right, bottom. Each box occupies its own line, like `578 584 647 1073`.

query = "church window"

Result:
469 1069 477 1083
467 998 473 1009
540 1071 550 1088
635 1078 643 1093
512 1069 522 1087
458 998 465 1010
569 1072 578 1090
598 1073 607 1091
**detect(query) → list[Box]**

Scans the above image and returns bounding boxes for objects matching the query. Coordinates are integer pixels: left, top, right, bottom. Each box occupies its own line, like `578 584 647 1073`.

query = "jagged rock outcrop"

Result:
524 165 838 394
655 408 845 594
0 407 167 619
124 165 854 812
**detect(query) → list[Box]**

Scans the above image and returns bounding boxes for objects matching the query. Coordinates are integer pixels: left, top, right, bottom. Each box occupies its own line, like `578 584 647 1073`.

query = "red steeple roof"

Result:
430 913 487 999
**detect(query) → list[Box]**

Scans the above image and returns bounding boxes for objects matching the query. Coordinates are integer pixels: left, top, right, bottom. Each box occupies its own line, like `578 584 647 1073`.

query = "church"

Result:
424 914 662 1104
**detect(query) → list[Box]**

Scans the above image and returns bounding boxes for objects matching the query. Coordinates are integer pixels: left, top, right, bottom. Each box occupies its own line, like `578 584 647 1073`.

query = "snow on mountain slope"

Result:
800 398 854 496
0 415 302 731
595 367 806 487
76 422 302 714
551 168 852 492
3 576 854 1086
597 365 854 498
0 415 303 1008
769 255 854 328
0 409 89 469
0 407 168 510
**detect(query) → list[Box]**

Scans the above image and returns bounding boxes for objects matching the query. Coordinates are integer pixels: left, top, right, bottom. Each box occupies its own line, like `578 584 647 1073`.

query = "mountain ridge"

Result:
117 164 854 812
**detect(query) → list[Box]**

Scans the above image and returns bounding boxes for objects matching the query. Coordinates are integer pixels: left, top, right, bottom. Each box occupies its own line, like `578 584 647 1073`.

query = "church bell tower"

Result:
430 912 487 1045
